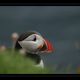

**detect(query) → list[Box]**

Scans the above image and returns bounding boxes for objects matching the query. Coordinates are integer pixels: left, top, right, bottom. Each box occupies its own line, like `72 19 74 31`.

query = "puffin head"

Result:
15 31 54 54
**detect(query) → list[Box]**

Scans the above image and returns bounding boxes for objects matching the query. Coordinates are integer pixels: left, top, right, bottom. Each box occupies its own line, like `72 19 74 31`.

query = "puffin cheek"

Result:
36 40 44 49
28 42 38 51
18 41 29 49
18 41 38 51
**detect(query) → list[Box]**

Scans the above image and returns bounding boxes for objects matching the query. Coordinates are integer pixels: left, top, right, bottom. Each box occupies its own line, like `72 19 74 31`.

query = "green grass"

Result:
0 49 78 74
0 50 50 74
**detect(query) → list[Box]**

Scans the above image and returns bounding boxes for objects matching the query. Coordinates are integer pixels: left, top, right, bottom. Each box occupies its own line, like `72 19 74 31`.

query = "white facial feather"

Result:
18 34 44 53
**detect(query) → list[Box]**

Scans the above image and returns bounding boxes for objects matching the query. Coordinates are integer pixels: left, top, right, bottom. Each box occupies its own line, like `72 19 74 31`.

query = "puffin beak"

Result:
44 39 54 53
38 38 55 53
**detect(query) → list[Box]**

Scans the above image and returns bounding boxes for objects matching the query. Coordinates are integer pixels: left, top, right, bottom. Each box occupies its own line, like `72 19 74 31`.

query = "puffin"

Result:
14 31 54 68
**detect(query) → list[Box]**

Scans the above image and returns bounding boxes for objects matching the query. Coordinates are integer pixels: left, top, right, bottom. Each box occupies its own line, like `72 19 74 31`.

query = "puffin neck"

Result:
26 53 41 65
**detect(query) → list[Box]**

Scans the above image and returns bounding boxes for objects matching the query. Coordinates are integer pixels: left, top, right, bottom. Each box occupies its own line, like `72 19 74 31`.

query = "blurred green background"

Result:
0 6 80 74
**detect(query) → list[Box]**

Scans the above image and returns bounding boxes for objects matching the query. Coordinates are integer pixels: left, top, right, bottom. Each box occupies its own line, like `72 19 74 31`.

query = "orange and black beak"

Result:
44 39 55 53
38 38 55 53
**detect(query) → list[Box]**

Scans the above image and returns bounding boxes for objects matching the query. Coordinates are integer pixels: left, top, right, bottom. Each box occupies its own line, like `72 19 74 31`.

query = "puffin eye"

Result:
33 36 36 41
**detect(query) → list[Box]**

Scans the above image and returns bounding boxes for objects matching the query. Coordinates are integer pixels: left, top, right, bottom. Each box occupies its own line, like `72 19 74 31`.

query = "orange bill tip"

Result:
44 39 55 53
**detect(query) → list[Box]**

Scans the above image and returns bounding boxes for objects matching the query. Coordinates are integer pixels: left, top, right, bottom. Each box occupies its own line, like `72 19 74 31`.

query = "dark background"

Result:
0 6 80 73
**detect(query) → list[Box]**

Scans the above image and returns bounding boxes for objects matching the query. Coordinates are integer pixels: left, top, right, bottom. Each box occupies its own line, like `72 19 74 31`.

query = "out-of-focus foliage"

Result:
0 50 50 74
0 49 79 74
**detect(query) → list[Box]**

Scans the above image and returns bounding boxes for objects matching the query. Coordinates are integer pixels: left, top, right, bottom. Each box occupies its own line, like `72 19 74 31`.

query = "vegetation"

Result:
0 50 50 74
0 49 79 74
